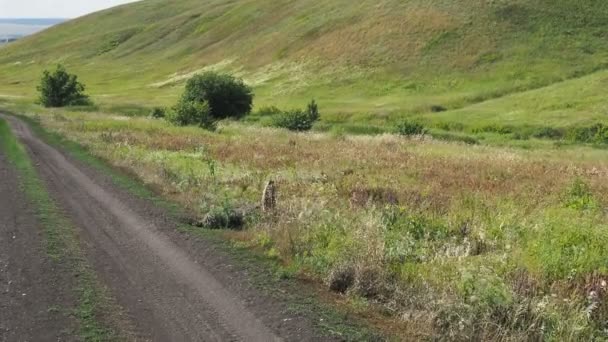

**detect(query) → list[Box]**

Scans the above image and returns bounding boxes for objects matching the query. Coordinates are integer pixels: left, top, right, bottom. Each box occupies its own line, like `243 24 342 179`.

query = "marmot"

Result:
262 180 277 212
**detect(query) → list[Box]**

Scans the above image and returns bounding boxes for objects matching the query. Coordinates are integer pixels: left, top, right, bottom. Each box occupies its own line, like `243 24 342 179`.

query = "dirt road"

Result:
1 115 331 341
0 143 78 341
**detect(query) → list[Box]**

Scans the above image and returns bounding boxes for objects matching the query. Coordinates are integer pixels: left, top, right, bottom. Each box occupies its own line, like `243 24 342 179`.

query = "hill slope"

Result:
1 0 608 126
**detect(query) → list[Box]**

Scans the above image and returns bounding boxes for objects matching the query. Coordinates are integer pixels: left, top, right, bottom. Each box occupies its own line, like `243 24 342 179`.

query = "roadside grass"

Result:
0 118 119 341
5 106 608 340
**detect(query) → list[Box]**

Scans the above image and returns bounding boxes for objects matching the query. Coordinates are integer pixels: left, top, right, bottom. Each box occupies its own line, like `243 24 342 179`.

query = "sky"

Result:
0 0 139 19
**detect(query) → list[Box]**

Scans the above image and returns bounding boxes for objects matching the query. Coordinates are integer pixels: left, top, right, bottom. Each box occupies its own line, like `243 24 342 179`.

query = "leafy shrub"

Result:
182 72 253 120
150 107 166 119
566 124 608 144
37 65 90 107
273 109 317 131
167 99 215 131
395 121 427 136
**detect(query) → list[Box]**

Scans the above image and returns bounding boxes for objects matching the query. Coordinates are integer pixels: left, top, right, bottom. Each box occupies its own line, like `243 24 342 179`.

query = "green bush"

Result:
395 121 427 136
273 109 317 131
37 65 90 107
167 99 215 131
150 107 166 119
182 72 253 120
566 123 608 144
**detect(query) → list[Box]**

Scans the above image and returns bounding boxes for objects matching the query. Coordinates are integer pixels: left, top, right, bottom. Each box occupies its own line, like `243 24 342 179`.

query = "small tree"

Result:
307 99 320 122
182 72 253 120
38 65 90 107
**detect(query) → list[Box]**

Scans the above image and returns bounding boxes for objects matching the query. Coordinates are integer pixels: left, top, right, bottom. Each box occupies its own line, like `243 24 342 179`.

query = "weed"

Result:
563 178 598 211
395 121 426 136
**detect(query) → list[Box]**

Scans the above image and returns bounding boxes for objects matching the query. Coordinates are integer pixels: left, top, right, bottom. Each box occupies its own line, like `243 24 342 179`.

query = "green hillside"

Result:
1 0 608 128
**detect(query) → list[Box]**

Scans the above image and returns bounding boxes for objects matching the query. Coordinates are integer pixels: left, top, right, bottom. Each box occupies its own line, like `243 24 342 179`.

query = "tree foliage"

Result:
37 65 90 107
307 99 320 122
182 72 253 120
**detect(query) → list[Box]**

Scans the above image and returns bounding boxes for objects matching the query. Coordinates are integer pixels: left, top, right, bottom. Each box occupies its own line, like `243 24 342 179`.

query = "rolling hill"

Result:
1 0 608 129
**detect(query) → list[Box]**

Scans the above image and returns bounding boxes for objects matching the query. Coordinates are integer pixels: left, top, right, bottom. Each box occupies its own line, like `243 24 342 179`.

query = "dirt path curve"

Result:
3 114 327 342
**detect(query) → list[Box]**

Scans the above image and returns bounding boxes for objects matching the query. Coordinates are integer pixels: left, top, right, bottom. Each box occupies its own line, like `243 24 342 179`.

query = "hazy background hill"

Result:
1 0 607 130
0 18 65 41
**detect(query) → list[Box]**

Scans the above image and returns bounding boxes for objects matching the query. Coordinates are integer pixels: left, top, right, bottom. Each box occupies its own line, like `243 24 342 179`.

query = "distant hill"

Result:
0 18 66 26
0 0 607 128
0 18 65 45
0 23 46 37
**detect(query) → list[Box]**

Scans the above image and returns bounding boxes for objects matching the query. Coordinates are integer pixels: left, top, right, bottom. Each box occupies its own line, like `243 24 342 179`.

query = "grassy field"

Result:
2 101 608 340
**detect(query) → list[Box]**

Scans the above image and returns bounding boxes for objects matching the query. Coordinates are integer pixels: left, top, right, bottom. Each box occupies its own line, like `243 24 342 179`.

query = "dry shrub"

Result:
350 265 392 300
579 273 608 323
510 269 541 298
326 264 355 294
